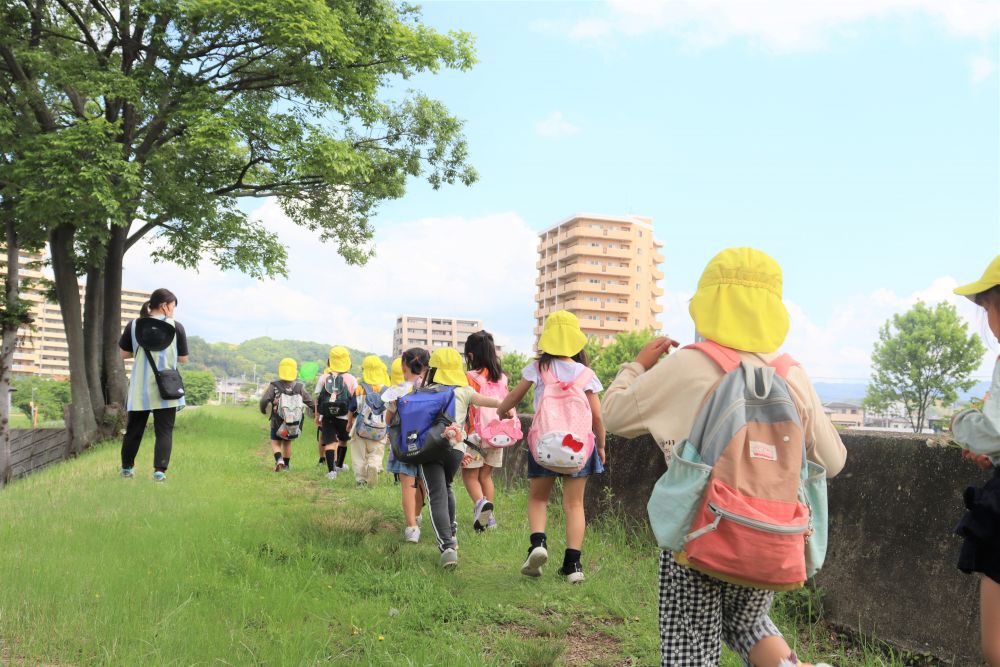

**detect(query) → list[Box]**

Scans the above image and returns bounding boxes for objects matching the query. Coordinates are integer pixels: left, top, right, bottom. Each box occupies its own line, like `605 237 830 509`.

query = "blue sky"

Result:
124 0 1000 381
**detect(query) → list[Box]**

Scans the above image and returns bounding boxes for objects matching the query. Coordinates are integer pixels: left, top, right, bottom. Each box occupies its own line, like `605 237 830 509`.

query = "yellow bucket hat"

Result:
688 247 789 353
537 310 588 357
390 357 404 386
328 346 351 373
361 355 391 387
428 347 469 387
954 255 1000 302
278 357 298 382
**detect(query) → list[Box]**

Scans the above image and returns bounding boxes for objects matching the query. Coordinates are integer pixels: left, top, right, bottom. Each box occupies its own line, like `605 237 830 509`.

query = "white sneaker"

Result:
520 546 548 577
326 470 337 480
337 463 349 472
404 526 420 543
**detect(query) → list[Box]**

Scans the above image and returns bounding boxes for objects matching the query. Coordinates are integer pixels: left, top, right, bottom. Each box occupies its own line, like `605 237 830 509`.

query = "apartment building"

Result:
0 251 147 379
535 214 664 345
392 315 501 358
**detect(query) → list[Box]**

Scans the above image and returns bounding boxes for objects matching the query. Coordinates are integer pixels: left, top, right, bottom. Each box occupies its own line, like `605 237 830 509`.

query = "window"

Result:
590 242 601 247
635 283 640 291
587 296 600 302
589 223 602 229
636 266 642 272
638 230 643 237
637 247 643 254
588 278 600 284
635 319 640 326
588 260 600 266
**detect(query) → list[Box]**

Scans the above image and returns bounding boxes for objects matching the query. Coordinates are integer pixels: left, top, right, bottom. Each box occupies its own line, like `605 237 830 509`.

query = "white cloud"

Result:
970 55 997 83
122 203 540 356
543 0 1000 51
658 276 996 382
534 111 581 139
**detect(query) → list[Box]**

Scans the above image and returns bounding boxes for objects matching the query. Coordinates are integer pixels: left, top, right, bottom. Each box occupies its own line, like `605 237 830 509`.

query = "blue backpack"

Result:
389 383 457 465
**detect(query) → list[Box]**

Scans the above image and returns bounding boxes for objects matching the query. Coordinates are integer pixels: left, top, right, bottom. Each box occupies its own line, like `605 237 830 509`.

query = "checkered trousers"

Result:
658 551 782 666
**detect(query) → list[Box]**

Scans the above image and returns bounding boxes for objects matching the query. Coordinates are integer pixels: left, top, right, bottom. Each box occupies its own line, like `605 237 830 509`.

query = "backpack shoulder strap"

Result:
570 367 595 390
683 341 742 373
768 353 800 380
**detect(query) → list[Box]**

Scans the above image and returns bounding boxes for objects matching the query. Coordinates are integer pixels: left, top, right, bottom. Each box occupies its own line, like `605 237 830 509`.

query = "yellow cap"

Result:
428 347 469 387
278 357 298 382
328 346 351 373
688 247 789 353
390 357 404 386
537 310 588 357
361 355 390 387
954 255 1000 302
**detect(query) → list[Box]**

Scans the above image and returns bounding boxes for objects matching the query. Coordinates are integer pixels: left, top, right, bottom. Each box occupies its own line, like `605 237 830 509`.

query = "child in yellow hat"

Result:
950 254 1000 666
258 358 315 472
313 346 357 480
383 348 430 543
408 347 502 568
602 248 844 667
496 310 606 584
349 356 392 488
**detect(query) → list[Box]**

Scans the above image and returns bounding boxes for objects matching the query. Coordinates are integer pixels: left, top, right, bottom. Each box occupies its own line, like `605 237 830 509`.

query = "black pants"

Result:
418 449 463 552
121 408 177 471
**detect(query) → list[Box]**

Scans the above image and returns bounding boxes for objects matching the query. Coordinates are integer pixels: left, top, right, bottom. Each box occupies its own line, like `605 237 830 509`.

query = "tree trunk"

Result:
101 226 128 408
49 224 97 454
0 219 19 487
83 262 105 421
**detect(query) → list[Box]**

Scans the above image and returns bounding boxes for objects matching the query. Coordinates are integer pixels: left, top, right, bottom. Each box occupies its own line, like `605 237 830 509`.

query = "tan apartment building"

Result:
392 315 501 358
0 251 147 379
535 214 664 345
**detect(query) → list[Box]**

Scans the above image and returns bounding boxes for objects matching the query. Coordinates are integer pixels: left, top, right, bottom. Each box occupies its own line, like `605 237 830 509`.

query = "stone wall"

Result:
496 420 988 664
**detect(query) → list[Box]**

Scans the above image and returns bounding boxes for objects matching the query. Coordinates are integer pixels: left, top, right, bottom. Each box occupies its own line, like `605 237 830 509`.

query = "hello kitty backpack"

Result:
467 370 523 448
527 365 595 474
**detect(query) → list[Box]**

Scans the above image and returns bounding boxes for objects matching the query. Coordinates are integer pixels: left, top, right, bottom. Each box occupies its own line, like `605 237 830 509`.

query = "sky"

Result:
123 0 1000 382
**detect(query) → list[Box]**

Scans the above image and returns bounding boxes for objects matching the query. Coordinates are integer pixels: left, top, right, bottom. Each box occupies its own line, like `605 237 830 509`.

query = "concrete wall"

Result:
496 420 988 664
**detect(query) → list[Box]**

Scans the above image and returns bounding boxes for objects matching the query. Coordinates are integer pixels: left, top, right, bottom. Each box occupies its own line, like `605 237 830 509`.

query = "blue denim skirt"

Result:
527 449 604 479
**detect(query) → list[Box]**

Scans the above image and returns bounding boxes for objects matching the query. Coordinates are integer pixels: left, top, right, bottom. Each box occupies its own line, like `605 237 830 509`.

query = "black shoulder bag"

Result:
143 347 186 400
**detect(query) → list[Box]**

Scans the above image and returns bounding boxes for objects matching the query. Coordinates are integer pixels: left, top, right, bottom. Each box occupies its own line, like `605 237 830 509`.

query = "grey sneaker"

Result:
520 546 548 577
474 498 494 527
404 526 420 543
120 468 134 478
325 470 337 480
440 547 458 569
152 471 167 483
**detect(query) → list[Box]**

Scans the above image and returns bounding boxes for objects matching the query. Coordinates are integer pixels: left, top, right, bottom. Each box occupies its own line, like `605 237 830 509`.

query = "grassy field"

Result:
0 406 905 666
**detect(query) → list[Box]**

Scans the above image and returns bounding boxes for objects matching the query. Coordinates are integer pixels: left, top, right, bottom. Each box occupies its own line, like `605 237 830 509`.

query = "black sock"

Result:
530 532 547 552
563 549 581 568
325 449 336 472
336 445 347 467
284 457 290 469
274 452 282 463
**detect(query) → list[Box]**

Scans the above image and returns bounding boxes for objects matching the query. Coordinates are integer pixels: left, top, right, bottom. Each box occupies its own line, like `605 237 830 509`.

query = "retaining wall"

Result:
496 420 988 664
10 428 72 478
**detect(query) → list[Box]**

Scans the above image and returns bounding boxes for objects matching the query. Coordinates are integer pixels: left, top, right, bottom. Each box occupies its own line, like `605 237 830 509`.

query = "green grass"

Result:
0 407 910 666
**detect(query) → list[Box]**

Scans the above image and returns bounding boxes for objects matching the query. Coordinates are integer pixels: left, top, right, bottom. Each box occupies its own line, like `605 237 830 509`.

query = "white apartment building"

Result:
392 315 501 358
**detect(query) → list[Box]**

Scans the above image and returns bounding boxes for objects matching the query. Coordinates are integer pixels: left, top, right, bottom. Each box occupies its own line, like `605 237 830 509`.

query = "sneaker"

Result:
152 471 167 483
473 520 486 533
404 526 420 543
356 480 368 488
558 561 585 584
275 460 286 472
337 463 349 472
520 546 548 577
486 516 497 530
473 498 494 528
317 457 324 466
326 470 337 480
440 547 458 569
120 467 134 478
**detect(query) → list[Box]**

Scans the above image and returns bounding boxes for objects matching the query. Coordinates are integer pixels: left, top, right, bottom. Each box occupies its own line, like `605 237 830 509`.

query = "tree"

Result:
182 370 215 406
588 329 657 388
10 377 71 422
863 301 986 433
0 1 477 449
500 351 534 415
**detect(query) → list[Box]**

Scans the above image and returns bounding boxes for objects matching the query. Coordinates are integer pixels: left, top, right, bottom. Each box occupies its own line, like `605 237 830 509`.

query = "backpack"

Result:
274 381 305 440
317 373 351 419
646 341 829 591
527 365 596 474
389 382 457 465
355 382 388 440
468 370 523 448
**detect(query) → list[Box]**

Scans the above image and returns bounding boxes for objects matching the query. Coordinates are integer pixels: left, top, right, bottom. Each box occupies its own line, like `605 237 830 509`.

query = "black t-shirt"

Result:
119 320 189 356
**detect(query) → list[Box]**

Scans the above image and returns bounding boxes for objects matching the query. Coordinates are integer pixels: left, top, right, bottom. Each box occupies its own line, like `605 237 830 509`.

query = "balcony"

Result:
651 285 664 297
652 251 665 263
651 302 664 314
651 267 664 280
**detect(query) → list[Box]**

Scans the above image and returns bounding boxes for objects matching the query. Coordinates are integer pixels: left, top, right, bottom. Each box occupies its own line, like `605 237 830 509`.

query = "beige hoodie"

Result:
602 348 847 477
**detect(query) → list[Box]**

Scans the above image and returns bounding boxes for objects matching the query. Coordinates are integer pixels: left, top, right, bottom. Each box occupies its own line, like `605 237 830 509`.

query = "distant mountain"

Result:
185 336 389 382
812 381 991 406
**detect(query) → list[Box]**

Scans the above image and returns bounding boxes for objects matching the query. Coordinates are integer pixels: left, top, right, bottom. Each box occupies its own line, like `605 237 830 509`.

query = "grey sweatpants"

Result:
419 449 463 552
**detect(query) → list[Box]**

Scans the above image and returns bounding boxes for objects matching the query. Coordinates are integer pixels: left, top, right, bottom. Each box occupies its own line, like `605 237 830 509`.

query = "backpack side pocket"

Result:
801 461 828 578
647 440 712 551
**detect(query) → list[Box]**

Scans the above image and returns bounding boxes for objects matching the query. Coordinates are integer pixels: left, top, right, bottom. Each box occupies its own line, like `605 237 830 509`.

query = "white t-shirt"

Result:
522 360 603 412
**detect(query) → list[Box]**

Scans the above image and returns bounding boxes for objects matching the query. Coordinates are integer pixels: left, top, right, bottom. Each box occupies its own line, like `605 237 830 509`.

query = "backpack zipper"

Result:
686 502 809 543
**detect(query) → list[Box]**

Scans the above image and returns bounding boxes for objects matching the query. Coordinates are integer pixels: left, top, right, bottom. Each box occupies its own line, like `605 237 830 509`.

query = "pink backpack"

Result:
467 370 523 448
527 365 596 474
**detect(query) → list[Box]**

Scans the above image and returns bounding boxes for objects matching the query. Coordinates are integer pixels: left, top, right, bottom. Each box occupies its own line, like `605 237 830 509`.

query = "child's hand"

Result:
635 337 679 370
498 408 512 420
442 423 464 445
461 453 473 467
962 449 993 470
597 446 606 464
